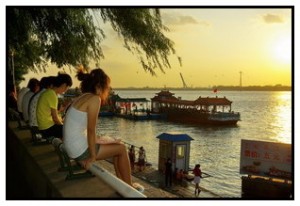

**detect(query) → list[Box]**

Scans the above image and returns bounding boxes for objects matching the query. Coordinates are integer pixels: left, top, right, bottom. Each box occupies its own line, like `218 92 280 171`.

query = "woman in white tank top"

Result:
63 68 142 191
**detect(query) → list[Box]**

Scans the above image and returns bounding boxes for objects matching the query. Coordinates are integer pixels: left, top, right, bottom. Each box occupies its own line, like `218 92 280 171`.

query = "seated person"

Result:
17 87 29 120
7 83 20 121
22 78 40 123
36 73 72 139
28 76 55 127
17 78 39 120
63 67 143 192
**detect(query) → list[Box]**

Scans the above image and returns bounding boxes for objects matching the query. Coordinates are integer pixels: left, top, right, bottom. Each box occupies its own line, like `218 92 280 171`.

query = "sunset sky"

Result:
1 2 298 205
19 7 292 89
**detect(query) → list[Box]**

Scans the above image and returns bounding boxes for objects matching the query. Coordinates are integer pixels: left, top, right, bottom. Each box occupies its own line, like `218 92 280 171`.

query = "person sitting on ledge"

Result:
22 78 40 124
63 67 143 192
36 73 72 139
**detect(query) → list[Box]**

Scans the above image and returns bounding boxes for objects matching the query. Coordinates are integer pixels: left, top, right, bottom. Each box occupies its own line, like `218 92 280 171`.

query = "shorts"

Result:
194 176 201 184
138 159 145 166
74 144 100 161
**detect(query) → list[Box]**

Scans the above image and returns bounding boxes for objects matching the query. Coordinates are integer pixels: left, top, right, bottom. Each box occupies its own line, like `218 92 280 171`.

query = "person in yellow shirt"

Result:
36 73 72 139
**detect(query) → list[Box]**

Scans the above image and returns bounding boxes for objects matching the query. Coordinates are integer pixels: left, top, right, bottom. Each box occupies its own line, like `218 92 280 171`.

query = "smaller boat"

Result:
114 96 164 121
99 103 115 117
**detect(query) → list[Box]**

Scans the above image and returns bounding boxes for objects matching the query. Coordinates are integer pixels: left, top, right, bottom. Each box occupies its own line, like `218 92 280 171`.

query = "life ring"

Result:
185 174 194 181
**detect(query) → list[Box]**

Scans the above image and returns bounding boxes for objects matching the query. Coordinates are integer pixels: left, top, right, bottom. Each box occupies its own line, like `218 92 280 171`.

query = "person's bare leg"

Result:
113 156 122 178
96 144 132 185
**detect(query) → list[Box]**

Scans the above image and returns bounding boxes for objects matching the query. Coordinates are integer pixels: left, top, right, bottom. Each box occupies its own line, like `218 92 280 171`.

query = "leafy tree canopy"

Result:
7 7 177 86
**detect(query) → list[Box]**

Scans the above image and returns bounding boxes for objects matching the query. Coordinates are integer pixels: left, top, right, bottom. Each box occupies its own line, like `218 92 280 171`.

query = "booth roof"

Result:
156 132 194 142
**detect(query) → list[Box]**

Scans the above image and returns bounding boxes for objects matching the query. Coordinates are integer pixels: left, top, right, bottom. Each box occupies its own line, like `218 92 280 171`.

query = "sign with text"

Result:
240 139 291 180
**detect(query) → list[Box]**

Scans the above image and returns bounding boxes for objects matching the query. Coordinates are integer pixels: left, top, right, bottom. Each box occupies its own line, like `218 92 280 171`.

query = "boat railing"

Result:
209 111 241 120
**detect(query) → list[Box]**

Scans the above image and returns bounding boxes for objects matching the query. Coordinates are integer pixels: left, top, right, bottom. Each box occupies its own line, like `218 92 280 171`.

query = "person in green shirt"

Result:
36 73 72 139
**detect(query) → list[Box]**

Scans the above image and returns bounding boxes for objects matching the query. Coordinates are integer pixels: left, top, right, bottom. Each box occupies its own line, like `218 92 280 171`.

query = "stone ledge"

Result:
7 121 120 199
7 121 177 199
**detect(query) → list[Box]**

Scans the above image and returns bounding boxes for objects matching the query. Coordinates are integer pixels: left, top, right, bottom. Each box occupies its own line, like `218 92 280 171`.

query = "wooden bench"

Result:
29 126 50 145
51 138 94 180
8 108 53 146
28 124 94 180
7 121 121 198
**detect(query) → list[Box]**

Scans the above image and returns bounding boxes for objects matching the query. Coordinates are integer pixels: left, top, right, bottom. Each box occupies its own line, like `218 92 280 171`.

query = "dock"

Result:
103 158 220 198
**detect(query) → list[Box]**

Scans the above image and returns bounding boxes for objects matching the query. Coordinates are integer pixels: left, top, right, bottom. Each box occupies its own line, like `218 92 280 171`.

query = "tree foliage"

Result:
7 7 177 86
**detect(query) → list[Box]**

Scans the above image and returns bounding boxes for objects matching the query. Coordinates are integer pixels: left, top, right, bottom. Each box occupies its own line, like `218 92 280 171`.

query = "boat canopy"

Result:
116 98 149 103
152 96 232 106
151 90 232 106
155 90 175 96
194 96 232 106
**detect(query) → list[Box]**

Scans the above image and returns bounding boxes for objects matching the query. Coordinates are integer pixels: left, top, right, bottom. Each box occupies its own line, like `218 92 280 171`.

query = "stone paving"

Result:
99 160 220 198
98 161 177 198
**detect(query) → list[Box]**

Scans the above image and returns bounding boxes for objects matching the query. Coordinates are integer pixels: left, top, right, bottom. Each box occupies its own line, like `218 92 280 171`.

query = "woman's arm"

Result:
49 91 63 125
51 108 63 125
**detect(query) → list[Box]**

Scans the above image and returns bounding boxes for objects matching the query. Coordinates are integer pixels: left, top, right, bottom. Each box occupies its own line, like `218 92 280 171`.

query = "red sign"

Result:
240 139 291 180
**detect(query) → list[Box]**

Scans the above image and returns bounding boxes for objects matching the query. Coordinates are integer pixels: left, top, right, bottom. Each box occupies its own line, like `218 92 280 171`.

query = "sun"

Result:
272 36 291 64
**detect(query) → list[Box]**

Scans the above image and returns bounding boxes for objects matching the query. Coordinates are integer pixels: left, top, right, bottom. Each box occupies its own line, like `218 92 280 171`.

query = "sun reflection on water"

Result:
271 92 292 144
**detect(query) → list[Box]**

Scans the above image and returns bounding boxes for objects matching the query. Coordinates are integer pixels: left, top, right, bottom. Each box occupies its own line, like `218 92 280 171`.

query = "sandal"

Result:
133 182 145 193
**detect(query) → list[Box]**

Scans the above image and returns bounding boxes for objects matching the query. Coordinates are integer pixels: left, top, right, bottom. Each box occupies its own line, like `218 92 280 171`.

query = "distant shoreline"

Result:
113 86 292 92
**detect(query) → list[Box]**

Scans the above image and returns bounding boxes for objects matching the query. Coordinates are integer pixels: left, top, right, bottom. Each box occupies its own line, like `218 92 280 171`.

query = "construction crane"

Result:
239 71 243 87
179 73 188 88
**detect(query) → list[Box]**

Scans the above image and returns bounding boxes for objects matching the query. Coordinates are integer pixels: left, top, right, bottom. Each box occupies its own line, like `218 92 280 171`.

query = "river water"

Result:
95 90 292 198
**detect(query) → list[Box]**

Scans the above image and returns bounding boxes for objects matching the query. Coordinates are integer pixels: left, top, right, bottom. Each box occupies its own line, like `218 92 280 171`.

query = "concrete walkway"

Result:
102 160 220 198
96 160 177 198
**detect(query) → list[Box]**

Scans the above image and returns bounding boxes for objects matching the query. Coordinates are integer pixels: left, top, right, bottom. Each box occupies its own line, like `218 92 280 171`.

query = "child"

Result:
193 164 202 196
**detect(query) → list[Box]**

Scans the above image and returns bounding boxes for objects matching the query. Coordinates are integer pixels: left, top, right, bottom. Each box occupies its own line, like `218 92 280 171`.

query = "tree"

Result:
7 7 177 86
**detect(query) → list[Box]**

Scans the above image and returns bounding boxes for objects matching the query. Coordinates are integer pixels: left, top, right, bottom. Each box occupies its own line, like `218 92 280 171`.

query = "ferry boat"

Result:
151 90 240 125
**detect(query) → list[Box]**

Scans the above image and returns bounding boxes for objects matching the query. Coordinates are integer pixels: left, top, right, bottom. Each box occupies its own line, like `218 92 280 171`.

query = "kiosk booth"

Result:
156 132 193 173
